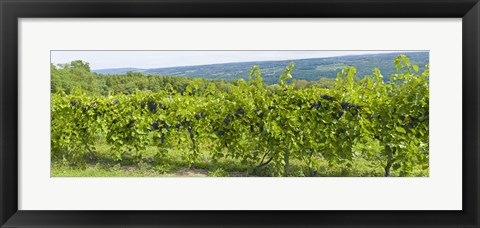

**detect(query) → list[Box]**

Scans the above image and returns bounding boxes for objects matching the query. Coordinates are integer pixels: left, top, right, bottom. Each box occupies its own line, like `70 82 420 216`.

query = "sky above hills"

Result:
51 50 424 70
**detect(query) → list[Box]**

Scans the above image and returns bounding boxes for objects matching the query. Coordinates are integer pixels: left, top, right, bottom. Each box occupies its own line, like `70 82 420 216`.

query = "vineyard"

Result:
51 54 429 177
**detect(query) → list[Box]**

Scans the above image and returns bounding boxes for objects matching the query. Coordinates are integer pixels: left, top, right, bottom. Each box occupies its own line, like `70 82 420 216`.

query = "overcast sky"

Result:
51 50 422 70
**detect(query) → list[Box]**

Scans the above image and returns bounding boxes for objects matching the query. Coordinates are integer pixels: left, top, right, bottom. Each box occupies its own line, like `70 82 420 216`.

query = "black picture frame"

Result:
1 0 479 227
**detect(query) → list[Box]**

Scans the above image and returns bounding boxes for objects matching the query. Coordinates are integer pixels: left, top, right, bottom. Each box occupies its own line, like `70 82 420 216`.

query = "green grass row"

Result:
51 141 428 177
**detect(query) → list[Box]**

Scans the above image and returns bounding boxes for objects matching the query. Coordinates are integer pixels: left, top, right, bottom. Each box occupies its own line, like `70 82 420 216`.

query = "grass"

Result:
51 141 428 177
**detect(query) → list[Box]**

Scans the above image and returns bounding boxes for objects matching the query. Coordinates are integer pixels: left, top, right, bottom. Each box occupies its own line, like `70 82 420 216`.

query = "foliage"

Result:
51 55 429 177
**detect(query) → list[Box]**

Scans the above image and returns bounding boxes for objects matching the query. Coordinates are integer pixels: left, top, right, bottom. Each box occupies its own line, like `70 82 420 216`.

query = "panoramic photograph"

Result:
50 50 429 177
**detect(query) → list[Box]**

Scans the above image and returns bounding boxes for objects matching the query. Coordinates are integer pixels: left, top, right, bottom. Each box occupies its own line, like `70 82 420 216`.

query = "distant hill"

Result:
93 52 429 84
93 67 142 75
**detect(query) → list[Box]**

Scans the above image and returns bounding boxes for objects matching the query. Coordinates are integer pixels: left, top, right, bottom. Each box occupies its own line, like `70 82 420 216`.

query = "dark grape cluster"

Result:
148 100 157 113
187 126 195 142
70 100 79 107
255 109 264 119
310 102 320 109
235 108 245 117
340 102 361 114
321 95 334 101
163 122 170 130
151 121 159 130
151 121 169 132
224 114 231 125
195 112 204 120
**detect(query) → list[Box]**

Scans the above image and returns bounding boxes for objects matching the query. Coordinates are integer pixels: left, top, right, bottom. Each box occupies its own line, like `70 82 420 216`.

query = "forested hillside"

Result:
92 52 429 84
52 61 336 96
